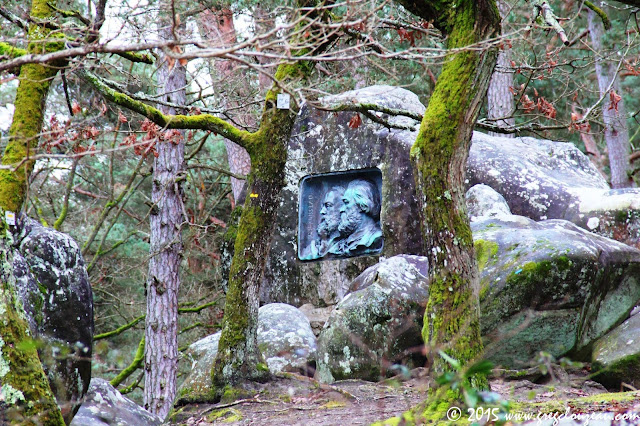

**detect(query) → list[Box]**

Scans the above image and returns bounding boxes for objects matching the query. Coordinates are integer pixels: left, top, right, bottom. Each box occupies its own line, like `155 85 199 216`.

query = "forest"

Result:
1 0 640 425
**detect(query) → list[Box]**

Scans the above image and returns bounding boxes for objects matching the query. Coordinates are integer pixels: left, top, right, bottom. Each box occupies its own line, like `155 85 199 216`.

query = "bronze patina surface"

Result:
298 168 383 261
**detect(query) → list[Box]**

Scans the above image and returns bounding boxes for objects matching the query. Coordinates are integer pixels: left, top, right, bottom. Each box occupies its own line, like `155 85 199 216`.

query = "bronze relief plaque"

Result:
298 168 383 261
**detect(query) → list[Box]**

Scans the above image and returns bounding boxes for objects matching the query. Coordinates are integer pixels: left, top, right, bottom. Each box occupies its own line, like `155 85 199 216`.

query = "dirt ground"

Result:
168 367 640 425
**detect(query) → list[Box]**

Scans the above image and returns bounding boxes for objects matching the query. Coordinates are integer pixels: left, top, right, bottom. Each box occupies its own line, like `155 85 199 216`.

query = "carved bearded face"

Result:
317 189 343 239
338 188 363 235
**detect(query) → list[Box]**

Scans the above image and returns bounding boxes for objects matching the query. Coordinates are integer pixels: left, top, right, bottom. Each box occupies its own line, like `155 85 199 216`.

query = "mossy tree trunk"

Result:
211 59 321 390
0 227 65 426
143 2 187 419
0 0 64 213
0 1 65 423
398 0 500 385
83 0 332 395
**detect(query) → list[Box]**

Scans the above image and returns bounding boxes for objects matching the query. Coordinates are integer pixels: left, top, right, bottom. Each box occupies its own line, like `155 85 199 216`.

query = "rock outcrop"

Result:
178 303 316 398
264 86 425 306
468 131 640 248
315 255 428 382
11 216 93 422
474 215 640 368
313 203 640 380
70 378 161 426
591 312 640 389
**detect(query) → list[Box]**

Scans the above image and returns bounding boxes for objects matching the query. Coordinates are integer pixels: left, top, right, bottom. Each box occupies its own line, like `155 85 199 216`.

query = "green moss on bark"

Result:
0 231 64 425
211 1 331 391
0 43 27 59
0 0 66 213
408 0 500 396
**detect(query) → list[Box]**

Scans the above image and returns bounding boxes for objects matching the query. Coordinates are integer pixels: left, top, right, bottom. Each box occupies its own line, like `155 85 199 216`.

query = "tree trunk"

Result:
588 9 633 188
0 0 63 213
0 2 65 421
143 3 186 419
400 0 500 383
211 2 331 390
198 8 252 202
487 0 515 137
1 235 65 425
211 76 299 389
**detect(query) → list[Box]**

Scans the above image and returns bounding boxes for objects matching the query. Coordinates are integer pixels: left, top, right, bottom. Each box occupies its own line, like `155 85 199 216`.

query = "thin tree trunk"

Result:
198 8 252 202
487 0 515 137
588 8 633 188
143 1 186 419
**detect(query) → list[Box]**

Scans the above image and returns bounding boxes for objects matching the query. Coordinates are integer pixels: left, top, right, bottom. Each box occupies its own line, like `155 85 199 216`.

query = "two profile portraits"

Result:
298 169 383 261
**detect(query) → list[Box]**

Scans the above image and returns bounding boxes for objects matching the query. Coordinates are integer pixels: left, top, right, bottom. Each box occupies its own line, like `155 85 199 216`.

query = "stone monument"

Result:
261 86 426 306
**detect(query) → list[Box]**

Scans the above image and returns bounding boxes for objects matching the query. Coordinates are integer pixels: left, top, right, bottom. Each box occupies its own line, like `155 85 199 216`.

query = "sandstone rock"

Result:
178 304 316 397
70 378 161 426
315 255 428 383
313 217 640 382
466 184 512 221
468 131 640 248
264 85 424 306
572 188 640 250
178 332 221 397
257 303 317 374
298 303 334 337
468 132 608 221
474 215 640 368
11 216 93 422
592 313 640 389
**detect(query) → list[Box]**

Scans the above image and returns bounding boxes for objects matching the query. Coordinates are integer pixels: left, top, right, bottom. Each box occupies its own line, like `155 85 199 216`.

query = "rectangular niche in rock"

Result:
298 168 383 261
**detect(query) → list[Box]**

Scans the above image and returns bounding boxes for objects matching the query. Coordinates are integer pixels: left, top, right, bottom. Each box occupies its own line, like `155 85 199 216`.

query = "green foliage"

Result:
436 351 506 411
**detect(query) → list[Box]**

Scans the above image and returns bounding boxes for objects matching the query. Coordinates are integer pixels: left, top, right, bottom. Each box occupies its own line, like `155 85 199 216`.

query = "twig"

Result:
198 396 277 416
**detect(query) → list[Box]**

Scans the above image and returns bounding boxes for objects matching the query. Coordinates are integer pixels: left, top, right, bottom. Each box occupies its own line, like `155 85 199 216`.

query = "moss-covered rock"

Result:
0 230 65 425
315 255 429 383
592 312 640 389
475 215 640 368
10 216 93 421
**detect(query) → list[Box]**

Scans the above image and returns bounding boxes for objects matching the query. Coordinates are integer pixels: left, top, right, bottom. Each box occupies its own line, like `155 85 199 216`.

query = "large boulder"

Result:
474 215 640 368
467 132 608 221
264 85 424 306
468 131 640 248
178 303 316 398
256 303 317 374
313 210 640 381
591 311 640 389
10 216 93 422
69 378 161 426
315 255 429 383
574 188 640 250
466 183 512 221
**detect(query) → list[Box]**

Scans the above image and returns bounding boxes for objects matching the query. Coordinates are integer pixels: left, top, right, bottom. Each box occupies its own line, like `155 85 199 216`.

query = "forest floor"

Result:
169 367 640 425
